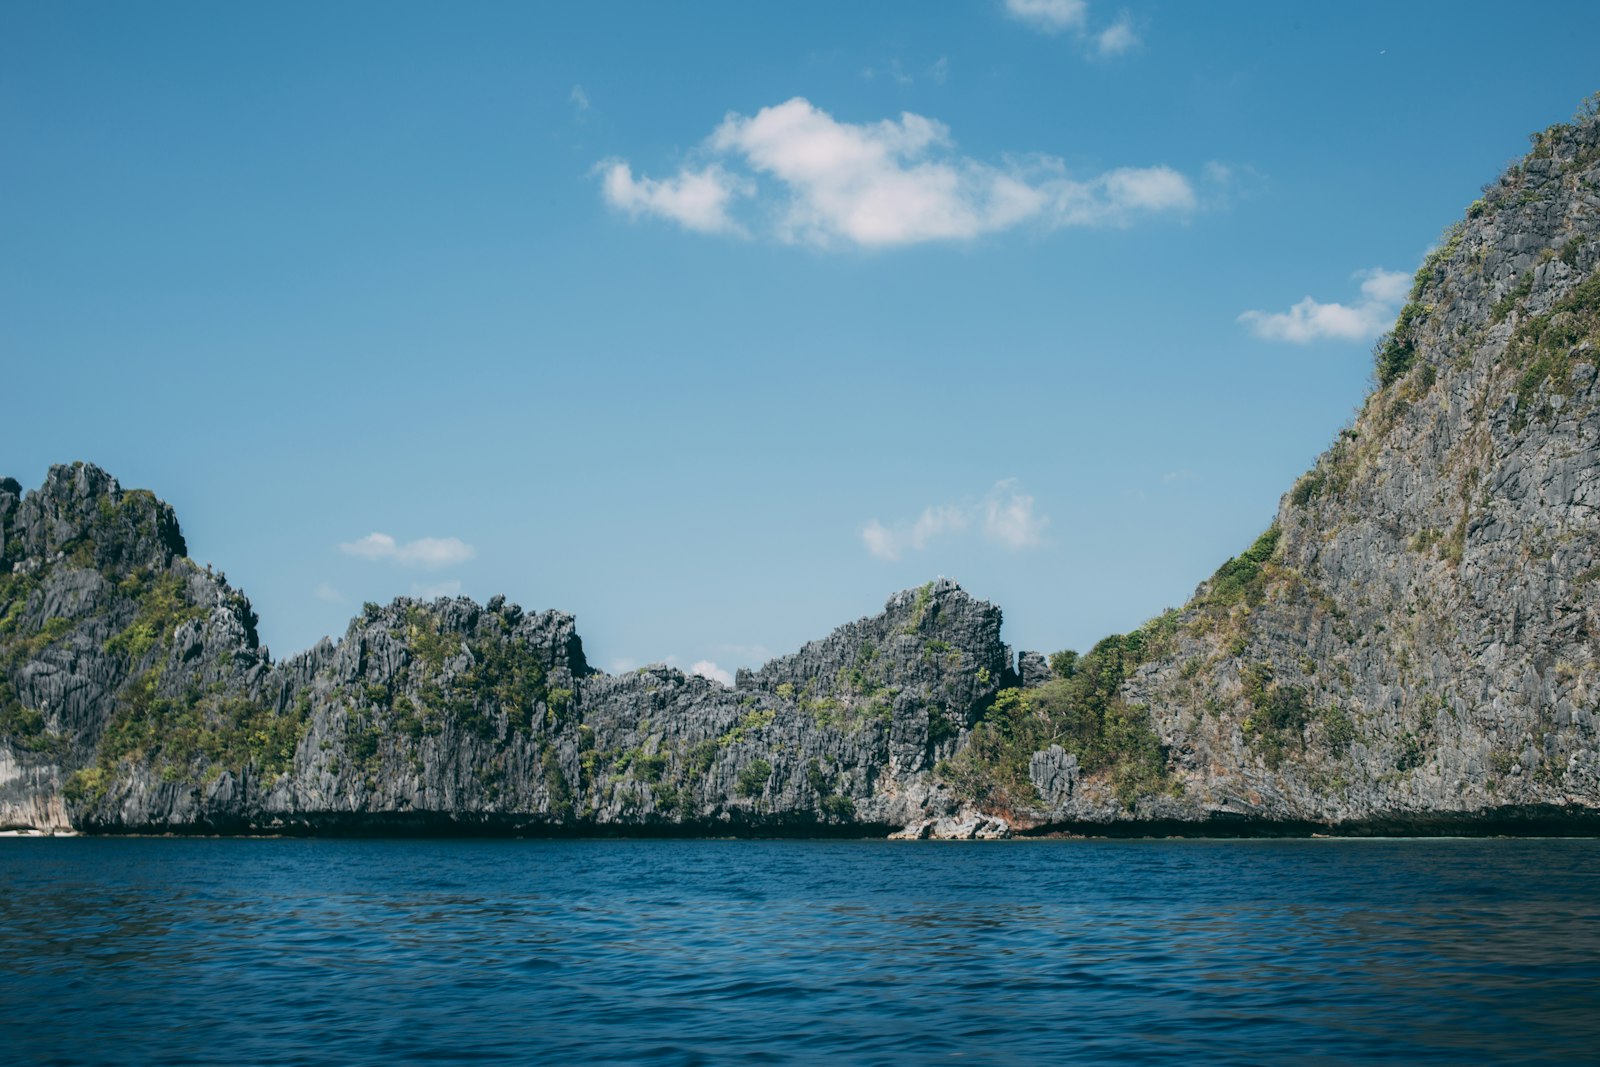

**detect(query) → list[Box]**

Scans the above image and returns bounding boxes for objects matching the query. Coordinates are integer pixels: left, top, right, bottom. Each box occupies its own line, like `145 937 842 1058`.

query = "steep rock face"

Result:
6 106 1600 837
0 464 264 831
1090 105 1600 829
2 478 1012 833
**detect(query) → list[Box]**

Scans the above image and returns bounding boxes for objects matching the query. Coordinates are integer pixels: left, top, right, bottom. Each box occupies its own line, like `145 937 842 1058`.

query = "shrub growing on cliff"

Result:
1505 271 1600 430
938 629 1170 811
1200 526 1281 609
103 567 206 664
1374 302 1427 387
735 758 772 798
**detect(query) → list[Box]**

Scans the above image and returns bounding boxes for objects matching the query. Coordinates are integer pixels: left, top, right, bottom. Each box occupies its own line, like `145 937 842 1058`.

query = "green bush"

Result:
1505 272 1600 430
1241 664 1311 768
1201 526 1281 608
821 794 855 820
1375 302 1427 386
939 629 1170 810
735 758 772 798
103 568 207 664
685 739 718 778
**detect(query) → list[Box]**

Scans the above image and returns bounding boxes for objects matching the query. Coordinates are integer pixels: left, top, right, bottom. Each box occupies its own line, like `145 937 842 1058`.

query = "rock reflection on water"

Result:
2 838 1597 1065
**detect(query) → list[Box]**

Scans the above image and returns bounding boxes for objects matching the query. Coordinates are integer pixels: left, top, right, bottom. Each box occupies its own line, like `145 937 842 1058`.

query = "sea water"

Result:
2 837 1597 1065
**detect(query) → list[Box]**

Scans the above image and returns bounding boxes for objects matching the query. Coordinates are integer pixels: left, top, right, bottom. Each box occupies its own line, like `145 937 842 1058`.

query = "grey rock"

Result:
5 107 1600 837
890 810 1010 840
1017 651 1052 688
1029 745 1079 806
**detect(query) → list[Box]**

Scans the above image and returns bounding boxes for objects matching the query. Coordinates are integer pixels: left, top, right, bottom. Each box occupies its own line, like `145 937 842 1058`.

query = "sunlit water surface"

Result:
2 837 1597 1065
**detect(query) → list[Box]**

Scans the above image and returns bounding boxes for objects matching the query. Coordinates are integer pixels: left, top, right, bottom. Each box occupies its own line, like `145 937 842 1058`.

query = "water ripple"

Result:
2 838 1598 1064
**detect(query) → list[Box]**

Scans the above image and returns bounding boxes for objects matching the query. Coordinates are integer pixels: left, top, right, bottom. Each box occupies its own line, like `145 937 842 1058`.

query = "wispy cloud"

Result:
691 660 734 686
1093 14 1140 57
313 582 346 604
983 483 1048 550
1238 268 1411 344
600 97 1195 249
410 579 463 600
861 55 950 87
1004 0 1140 58
339 532 475 569
599 161 750 235
1004 0 1088 33
569 84 590 115
713 642 774 665
862 480 1049 561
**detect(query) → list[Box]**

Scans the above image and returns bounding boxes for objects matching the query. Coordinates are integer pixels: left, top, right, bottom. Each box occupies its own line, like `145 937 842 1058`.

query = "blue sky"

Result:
3 2 1597 679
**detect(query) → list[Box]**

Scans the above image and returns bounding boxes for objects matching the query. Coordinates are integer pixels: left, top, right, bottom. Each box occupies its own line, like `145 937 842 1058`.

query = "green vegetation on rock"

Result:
104 567 207 664
736 758 772 798
938 627 1171 811
1199 526 1281 610
1505 272 1600 430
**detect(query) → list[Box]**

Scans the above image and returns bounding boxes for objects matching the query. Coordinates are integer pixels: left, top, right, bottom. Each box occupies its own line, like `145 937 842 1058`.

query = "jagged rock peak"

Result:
2 461 187 574
337 593 593 681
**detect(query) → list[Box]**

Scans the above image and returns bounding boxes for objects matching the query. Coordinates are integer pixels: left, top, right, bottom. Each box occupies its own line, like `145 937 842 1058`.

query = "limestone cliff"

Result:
1005 100 1600 833
5 103 1600 836
1 470 1016 833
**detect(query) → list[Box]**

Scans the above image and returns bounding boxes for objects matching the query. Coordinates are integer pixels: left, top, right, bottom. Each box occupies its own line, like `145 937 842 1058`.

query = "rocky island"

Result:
4 105 1600 838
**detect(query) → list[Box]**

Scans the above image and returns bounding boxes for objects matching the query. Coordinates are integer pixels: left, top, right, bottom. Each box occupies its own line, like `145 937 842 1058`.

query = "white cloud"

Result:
863 503 970 562
411 580 462 599
1238 267 1411 344
713 642 774 664
339 532 475 569
1005 0 1139 59
602 97 1195 248
569 84 590 114
1005 0 1089 33
862 480 1049 560
983 480 1048 549
1094 15 1140 57
691 660 734 686
599 160 749 235
1358 267 1411 305
313 582 345 604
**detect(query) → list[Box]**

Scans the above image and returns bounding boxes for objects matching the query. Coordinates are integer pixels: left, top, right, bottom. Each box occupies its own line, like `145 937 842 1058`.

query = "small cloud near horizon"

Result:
862 479 1049 561
339 532 475 569
691 660 735 686
1238 267 1411 343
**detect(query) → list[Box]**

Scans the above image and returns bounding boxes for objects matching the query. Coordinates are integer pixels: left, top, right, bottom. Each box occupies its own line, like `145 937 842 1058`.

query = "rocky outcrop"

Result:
889 810 1010 840
1006 101 1600 834
1 481 1019 834
5 104 1600 837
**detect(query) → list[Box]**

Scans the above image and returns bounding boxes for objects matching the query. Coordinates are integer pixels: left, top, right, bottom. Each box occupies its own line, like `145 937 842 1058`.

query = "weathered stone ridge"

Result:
1105 104 1600 829
5 102 1600 837
1 477 1013 834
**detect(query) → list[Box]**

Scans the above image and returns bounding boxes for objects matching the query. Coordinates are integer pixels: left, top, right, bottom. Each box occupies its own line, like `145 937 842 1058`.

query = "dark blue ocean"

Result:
2 838 1597 1065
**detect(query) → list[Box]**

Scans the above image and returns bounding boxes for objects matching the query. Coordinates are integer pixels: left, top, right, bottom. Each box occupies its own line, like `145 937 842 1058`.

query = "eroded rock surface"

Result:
5 106 1600 836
